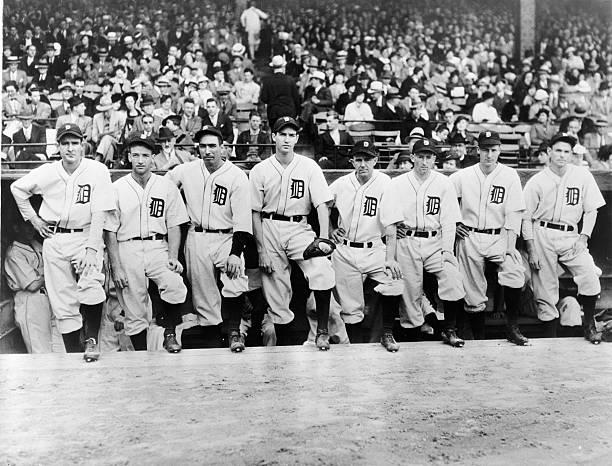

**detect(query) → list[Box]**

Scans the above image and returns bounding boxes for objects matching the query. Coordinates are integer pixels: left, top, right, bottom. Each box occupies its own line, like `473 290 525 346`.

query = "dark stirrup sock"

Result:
380 295 400 333
130 329 148 351
80 302 103 340
503 287 522 325
62 329 82 353
314 289 332 331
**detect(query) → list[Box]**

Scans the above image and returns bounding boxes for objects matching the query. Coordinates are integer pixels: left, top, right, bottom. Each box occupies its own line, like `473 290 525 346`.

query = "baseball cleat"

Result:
229 331 245 353
380 332 400 352
441 329 465 348
83 338 100 362
506 325 529 346
163 333 182 353
315 329 331 351
583 321 602 345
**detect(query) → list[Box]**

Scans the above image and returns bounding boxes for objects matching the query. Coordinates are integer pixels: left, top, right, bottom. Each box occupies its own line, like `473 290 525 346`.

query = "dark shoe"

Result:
229 331 245 353
506 325 529 346
583 321 602 345
83 338 100 362
380 332 400 352
441 328 465 348
315 329 330 351
163 333 182 353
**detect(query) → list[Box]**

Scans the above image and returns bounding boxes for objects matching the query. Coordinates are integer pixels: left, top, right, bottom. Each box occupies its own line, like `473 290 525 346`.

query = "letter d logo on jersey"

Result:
363 196 378 217
213 184 228 205
290 179 304 199
489 185 505 204
425 196 440 215
149 197 165 218
565 187 580 206
75 184 91 204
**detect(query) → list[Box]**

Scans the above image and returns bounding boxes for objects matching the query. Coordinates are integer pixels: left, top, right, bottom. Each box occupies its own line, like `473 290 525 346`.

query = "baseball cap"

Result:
126 134 156 152
550 132 577 147
194 125 223 142
478 130 501 147
57 123 84 141
412 139 438 156
350 140 377 159
273 116 300 133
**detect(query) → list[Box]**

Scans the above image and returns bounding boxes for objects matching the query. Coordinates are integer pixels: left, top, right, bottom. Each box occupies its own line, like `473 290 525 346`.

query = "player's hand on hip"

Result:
259 250 274 274
384 260 403 280
225 254 243 279
455 222 470 239
330 227 346 244
167 257 184 274
30 216 53 239
571 235 588 256
527 250 541 270
111 264 129 289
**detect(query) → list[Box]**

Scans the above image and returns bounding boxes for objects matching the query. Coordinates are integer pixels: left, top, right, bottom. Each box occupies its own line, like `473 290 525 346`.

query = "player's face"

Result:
58 135 84 166
478 145 500 168
411 152 436 176
351 155 377 179
198 134 224 169
548 141 572 170
128 145 154 175
273 127 298 155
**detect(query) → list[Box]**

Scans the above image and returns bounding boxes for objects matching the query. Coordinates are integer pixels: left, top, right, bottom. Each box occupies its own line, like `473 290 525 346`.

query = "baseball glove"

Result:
303 238 336 260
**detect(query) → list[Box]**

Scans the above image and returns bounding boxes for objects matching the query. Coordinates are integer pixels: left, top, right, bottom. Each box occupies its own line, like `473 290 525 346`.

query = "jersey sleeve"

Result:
3 247 40 291
328 179 340 208
440 180 461 252
165 181 190 228
165 164 184 188
10 167 45 221
231 171 254 233
308 164 333 208
249 164 265 212
504 170 526 233
583 171 606 213
379 179 403 227
91 164 116 213
448 171 462 199
521 177 540 240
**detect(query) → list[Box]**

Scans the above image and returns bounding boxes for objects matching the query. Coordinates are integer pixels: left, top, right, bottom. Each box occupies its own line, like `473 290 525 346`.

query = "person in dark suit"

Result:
260 55 300 129
11 109 47 167
375 89 408 141
20 45 39 79
315 111 355 169
300 69 333 124
235 110 271 160
200 98 234 143
31 59 58 93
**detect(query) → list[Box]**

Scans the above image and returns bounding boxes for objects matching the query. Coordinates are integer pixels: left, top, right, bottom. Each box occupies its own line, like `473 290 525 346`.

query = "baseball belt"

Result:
539 221 574 232
342 239 374 248
466 226 502 235
123 234 167 241
405 230 438 238
193 226 232 233
50 224 84 233
261 212 305 222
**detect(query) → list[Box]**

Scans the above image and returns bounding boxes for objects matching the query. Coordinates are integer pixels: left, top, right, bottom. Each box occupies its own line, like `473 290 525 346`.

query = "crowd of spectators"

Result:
2 0 611 170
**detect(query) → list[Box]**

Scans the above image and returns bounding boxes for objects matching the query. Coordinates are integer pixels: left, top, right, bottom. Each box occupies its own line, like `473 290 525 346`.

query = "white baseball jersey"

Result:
380 170 461 252
329 170 390 243
167 159 252 233
249 154 332 215
523 166 605 235
10 158 115 228
106 173 189 241
450 163 525 233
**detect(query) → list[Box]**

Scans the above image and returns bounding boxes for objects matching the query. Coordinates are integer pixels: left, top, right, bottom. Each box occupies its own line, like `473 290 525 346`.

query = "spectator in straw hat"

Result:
300 69 333 125
2 56 28 91
11 108 47 163
260 55 300 128
584 117 612 159
92 94 126 166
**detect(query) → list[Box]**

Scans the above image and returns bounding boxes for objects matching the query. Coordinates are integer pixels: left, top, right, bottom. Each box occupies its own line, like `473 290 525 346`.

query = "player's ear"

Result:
271 132 277 143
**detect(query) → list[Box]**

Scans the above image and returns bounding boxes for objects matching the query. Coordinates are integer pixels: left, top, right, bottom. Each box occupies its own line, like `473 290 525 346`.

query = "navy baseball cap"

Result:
412 139 438 155
350 140 377 158
478 130 501 147
194 125 223 142
273 116 300 133
126 134 156 152
56 123 84 141
549 132 577 147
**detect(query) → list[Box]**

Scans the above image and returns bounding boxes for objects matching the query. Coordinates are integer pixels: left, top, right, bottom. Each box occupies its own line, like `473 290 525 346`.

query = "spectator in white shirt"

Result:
234 68 260 106
240 1 269 59
471 91 501 123
343 90 374 128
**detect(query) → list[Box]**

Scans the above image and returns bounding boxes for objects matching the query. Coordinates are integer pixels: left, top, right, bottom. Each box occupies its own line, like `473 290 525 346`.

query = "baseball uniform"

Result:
380 170 465 328
249 153 336 325
167 159 252 325
4 240 63 353
329 170 404 324
105 173 189 336
10 158 115 334
450 163 526 312
522 164 605 322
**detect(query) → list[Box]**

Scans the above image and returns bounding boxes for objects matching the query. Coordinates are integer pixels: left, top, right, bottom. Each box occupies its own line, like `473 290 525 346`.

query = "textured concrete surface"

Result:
1 338 611 465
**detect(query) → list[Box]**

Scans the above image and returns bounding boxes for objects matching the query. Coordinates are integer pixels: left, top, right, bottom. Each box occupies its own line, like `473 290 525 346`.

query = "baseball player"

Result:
104 136 189 353
11 123 115 362
328 140 404 351
250 116 336 350
522 132 606 344
3 221 63 353
380 139 466 347
167 126 252 352
450 131 529 345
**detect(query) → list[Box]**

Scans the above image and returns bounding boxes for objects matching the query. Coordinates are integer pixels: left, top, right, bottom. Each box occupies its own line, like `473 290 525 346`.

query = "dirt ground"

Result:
1 338 611 465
